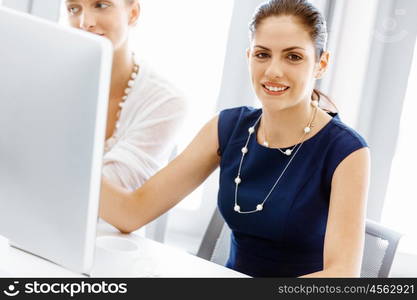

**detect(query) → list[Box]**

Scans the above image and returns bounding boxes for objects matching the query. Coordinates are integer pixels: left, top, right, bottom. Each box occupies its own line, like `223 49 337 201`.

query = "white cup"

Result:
91 236 140 277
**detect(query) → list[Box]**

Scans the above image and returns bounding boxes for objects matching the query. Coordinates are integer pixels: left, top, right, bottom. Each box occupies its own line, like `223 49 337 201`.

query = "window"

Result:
382 40 417 255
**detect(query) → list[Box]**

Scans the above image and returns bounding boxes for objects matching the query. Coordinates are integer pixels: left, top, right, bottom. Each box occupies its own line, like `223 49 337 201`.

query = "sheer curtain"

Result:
382 40 417 255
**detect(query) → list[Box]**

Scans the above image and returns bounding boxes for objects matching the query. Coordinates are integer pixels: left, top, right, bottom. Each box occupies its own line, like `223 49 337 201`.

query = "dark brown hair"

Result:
249 0 337 112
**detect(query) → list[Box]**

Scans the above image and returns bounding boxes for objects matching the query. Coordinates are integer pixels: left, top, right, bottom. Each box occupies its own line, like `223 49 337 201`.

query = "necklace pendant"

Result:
304 126 311 134
285 149 292 156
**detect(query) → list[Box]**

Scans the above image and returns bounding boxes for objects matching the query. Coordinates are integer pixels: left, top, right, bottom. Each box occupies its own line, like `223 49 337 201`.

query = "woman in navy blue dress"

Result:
99 0 370 277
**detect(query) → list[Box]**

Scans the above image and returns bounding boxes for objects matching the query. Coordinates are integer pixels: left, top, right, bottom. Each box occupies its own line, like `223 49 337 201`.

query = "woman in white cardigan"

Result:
64 0 186 191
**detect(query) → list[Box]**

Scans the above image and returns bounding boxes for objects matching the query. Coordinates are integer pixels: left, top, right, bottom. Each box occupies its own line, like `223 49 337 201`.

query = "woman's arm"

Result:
100 115 221 233
300 147 371 278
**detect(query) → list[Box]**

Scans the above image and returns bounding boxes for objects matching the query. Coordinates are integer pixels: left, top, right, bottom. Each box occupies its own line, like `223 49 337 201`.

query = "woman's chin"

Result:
261 98 309 114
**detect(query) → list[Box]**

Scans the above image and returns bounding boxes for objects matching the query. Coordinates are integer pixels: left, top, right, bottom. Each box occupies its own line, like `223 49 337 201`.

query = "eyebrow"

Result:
254 45 306 52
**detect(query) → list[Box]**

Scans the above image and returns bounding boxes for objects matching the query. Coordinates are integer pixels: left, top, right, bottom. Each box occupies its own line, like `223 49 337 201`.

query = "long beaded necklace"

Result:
104 53 139 153
233 101 319 214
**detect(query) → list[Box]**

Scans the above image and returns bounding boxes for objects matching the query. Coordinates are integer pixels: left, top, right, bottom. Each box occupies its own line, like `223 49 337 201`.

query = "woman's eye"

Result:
95 2 110 9
67 6 80 15
287 54 302 62
255 53 270 59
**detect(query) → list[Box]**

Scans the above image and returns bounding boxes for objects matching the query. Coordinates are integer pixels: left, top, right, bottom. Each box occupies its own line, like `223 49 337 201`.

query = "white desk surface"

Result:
0 222 248 278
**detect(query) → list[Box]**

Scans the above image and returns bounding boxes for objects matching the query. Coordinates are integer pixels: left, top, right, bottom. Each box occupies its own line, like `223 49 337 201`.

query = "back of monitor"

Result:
0 7 112 275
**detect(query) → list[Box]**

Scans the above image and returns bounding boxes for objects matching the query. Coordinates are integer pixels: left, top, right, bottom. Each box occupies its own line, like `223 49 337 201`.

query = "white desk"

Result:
0 223 248 278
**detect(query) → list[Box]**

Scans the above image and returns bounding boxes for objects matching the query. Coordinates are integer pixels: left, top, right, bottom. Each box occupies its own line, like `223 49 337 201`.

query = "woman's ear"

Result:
129 1 140 26
246 48 250 59
315 50 330 79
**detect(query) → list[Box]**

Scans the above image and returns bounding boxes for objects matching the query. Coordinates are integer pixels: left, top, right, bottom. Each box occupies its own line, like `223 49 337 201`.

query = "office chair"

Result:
197 208 402 277
197 208 230 265
361 219 402 277
197 207 230 265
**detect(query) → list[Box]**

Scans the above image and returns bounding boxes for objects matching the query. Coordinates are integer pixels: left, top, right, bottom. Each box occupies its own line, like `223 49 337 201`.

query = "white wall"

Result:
31 0 61 21
2 0 31 11
1 0 61 21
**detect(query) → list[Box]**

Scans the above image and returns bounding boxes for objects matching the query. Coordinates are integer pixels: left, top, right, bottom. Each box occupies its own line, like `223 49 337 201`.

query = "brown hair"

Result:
249 0 337 112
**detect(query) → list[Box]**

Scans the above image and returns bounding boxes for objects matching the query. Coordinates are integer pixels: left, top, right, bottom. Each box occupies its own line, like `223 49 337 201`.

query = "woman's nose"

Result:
79 11 96 31
265 58 284 79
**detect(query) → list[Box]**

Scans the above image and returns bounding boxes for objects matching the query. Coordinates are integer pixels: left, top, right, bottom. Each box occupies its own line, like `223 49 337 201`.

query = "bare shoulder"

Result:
332 147 370 186
337 146 370 168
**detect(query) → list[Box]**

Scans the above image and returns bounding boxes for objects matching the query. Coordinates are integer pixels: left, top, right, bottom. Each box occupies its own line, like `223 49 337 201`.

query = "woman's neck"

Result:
110 43 134 100
259 100 315 148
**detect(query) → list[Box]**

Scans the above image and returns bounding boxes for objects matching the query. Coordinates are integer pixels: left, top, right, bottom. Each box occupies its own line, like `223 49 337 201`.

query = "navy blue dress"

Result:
217 106 368 277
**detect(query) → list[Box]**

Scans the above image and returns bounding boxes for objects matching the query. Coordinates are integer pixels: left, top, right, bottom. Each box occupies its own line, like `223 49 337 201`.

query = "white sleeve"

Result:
102 86 187 191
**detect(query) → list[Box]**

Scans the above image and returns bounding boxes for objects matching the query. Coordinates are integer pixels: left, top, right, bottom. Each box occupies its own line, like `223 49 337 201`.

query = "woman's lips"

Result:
262 84 290 96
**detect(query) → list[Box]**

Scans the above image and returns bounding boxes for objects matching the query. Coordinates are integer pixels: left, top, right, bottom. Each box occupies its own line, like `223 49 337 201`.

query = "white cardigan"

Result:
102 61 187 190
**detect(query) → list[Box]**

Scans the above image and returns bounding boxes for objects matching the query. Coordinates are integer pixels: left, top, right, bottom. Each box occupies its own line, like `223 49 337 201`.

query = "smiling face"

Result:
65 0 138 50
248 15 328 112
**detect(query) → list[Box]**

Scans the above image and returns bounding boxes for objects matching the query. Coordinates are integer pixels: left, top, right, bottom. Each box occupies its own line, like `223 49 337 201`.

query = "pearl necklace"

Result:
104 53 139 153
233 101 318 214
262 100 318 155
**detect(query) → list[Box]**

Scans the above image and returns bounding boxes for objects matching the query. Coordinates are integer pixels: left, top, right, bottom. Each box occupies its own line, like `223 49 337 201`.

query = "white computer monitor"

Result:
0 7 112 275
